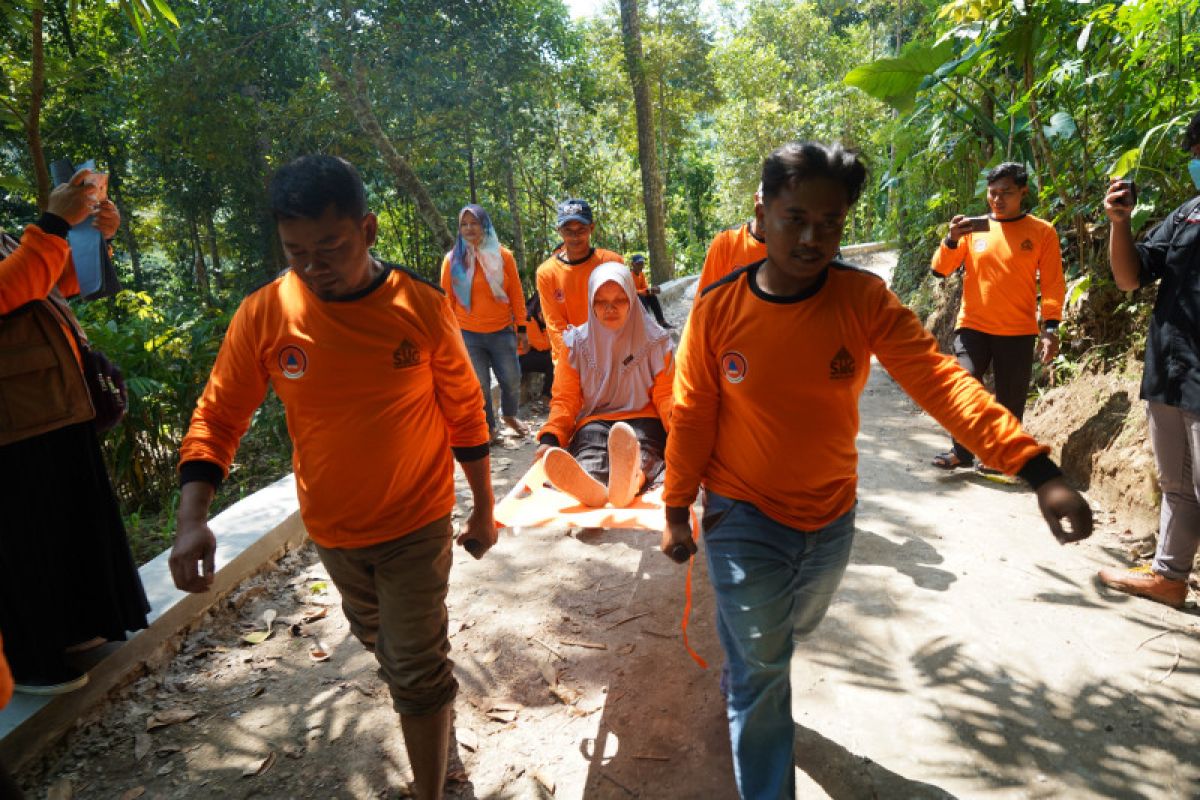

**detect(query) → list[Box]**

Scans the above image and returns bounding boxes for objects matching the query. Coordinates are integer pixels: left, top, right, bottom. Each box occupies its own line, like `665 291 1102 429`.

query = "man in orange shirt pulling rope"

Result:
661 142 1091 800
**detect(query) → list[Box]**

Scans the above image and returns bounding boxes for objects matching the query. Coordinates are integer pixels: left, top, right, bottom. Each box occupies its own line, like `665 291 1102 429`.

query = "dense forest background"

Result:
1 0 1196 560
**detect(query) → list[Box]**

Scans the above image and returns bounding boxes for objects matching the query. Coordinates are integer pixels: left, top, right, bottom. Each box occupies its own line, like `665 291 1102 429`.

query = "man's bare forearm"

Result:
459 456 494 513
1108 222 1141 291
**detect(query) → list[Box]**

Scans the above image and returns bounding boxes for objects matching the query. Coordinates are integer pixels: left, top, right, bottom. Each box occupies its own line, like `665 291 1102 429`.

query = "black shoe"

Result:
15 665 89 696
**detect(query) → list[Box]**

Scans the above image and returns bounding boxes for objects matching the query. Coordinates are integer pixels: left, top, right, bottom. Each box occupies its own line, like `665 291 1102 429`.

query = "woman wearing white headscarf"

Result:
534 262 674 507
440 204 528 441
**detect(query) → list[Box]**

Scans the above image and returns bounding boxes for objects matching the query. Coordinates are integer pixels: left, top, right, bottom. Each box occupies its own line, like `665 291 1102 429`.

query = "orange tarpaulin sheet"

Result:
493 460 666 530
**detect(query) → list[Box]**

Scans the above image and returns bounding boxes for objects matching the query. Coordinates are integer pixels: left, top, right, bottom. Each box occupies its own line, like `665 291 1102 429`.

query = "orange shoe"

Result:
543 448 608 508
1097 565 1188 609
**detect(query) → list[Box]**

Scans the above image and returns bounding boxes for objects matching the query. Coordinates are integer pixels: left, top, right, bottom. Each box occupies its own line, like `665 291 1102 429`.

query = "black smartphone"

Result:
1112 179 1138 207
967 216 990 233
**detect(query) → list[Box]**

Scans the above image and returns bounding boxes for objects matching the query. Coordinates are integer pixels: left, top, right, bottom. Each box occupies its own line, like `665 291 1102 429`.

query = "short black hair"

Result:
986 162 1028 187
270 155 368 221
760 142 868 207
1183 111 1200 152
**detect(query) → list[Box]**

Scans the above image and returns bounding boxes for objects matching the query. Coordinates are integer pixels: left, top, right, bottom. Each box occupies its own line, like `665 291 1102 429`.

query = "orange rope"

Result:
681 507 708 669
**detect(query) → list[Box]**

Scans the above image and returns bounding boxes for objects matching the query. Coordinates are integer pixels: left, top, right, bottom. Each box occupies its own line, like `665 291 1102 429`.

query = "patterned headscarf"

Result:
449 204 506 311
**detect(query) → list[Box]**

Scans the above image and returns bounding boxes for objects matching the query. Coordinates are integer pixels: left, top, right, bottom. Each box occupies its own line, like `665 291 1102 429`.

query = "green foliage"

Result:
13 0 1193 561
846 0 1200 376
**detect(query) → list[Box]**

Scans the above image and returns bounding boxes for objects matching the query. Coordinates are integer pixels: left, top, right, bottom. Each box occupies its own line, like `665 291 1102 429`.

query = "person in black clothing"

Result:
1098 110 1200 609
519 292 554 399
630 254 672 328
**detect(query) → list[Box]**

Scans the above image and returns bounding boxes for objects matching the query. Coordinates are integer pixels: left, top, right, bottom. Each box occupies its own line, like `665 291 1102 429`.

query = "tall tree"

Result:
617 0 671 283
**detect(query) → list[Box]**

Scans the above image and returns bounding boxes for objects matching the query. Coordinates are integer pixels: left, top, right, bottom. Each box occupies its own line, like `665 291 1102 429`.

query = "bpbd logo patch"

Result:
721 351 748 384
278 345 308 380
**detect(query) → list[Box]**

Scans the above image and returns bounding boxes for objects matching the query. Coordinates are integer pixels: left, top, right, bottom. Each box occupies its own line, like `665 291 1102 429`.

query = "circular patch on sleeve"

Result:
278 345 308 379
721 351 748 384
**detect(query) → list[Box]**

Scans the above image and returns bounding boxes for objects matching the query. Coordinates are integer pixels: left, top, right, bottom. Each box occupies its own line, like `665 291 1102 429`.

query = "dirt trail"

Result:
20 253 1200 799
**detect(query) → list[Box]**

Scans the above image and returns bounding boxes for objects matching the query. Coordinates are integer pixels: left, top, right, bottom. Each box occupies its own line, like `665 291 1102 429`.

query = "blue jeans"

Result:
461 328 522 433
703 490 857 800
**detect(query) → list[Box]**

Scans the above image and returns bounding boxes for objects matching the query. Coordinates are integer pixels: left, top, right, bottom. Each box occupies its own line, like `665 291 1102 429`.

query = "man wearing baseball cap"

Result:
535 198 624 358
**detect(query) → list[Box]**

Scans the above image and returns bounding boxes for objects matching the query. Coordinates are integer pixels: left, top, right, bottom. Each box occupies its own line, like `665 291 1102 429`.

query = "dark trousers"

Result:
568 417 668 491
950 328 1037 464
519 347 554 397
639 294 668 325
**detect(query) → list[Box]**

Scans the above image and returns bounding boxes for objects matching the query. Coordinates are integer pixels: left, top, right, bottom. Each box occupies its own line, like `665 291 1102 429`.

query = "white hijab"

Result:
563 262 673 422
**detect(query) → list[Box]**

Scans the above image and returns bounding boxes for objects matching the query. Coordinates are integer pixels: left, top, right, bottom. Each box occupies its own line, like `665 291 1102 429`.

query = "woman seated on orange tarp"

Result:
533 262 674 508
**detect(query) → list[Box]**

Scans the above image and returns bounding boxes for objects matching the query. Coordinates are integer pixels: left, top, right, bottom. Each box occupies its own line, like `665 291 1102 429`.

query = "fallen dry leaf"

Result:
133 733 152 760
549 684 580 705
145 708 198 731
309 641 331 662
539 661 558 687
241 629 272 645
488 700 523 712
560 639 606 650
532 768 556 795
242 751 277 778
119 788 145 800
301 607 328 623
618 643 635 656
486 709 518 723
457 727 479 752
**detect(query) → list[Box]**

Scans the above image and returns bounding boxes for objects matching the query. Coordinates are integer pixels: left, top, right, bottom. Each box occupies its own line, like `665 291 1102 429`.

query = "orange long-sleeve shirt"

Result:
538 350 674 446
439 247 527 334
535 248 623 357
0 223 81 315
665 261 1054 531
524 312 550 352
632 272 651 296
180 265 490 550
930 213 1065 336
697 221 767 297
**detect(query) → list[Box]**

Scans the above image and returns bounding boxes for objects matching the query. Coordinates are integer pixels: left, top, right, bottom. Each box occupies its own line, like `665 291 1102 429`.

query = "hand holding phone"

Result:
1103 178 1137 223
966 216 990 233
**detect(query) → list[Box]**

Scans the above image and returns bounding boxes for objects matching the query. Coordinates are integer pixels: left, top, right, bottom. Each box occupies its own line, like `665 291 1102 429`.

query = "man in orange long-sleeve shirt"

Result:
168 156 494 800
661 142 1091 800
929 162 1066 471
696 184 767 297
535 198 623 358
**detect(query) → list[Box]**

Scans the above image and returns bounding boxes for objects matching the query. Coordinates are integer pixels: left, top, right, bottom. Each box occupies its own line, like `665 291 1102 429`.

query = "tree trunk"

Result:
498 126 528 277
189 216 211 303
205 212 222 290
26 2 51 209
617 0 672 284
322 55 454 253
114 197 143 287
467 139 478 205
